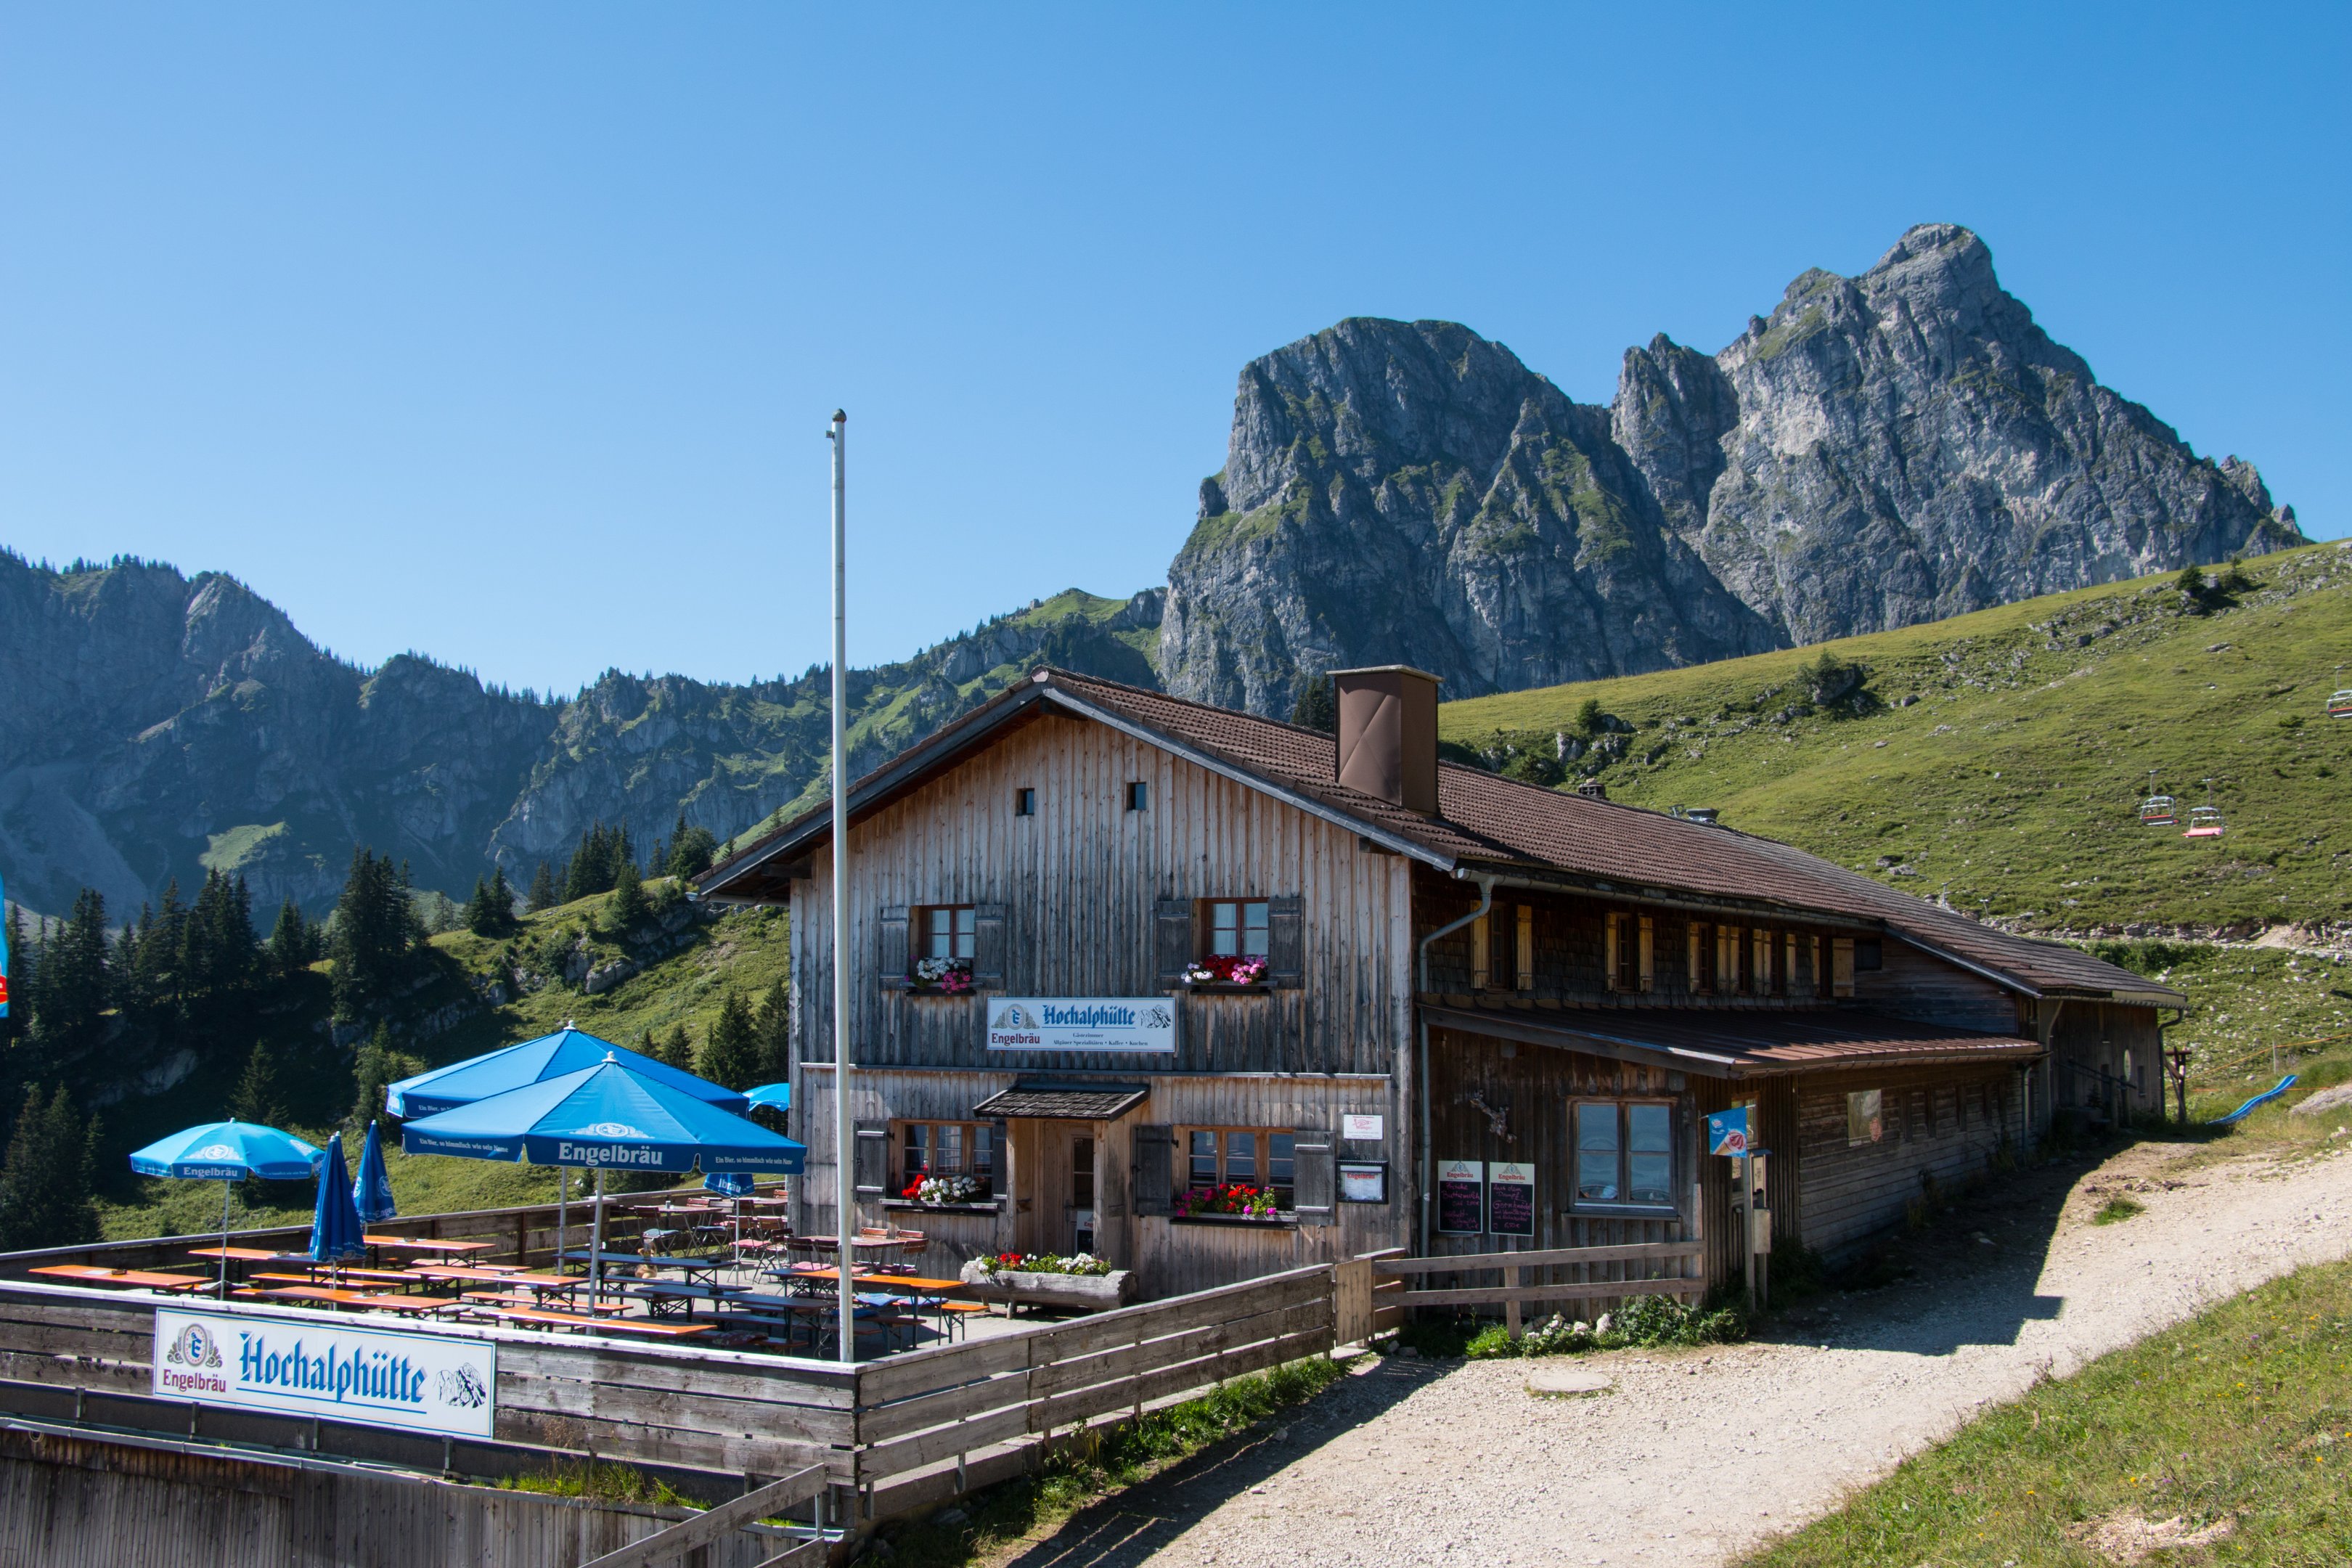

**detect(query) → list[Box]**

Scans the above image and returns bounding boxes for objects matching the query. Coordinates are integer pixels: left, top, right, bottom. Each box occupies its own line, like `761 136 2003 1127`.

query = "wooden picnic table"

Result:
463 1291 627 1316
30 1265 212 1292
489 1307 713 1339
363 1235 495 1254
242 1285 382 1310
626 1279 746 1318
560 1250 722 1281
184 1246 280 1263
414 1265 536 1286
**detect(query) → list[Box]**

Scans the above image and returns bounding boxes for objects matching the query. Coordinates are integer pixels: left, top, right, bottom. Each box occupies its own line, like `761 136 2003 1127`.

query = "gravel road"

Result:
999 1141 2352 1568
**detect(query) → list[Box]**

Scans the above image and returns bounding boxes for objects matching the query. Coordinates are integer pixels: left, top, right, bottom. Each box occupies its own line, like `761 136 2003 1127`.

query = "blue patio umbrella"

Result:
385 1022 746 1267
703 1171 755 1196
310 1132 367 1267
401 1055 804 1299
743 1082 791 1112
352 1119 397 1224
128 1120 325 1297
383 1023 750 1118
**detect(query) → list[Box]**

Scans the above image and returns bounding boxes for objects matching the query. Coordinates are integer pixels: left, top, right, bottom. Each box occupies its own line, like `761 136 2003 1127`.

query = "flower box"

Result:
1183 955 1268 987
1173 1183 1283 1222
957 1258 1135 1312
1180 981 1272 995
881 1198 1001 1215
906 957 976 996
1169 1212 1297 1229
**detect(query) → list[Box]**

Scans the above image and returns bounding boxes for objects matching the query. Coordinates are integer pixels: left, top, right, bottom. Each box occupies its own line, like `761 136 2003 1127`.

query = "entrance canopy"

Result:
971 1084 1149 1120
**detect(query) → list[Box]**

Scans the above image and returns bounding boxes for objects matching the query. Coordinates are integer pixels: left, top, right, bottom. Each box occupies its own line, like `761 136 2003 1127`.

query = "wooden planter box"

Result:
957 1260 1137 1311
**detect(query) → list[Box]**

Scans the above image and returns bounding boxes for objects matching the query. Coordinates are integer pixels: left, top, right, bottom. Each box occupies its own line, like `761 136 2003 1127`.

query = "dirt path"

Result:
999 1141 2352 1568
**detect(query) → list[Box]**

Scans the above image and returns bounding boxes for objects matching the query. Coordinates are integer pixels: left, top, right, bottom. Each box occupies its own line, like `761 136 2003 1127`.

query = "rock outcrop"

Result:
1161 224 2303 714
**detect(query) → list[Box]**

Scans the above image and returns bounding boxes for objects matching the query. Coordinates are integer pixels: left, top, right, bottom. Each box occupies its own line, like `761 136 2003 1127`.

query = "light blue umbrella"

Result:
129 1119 324 1298
352 1119 397 1223
384 1023 748 1118
703 1171 755 1196
310 1132 367 1267
744 1082 791 1112
401 1055 804 1299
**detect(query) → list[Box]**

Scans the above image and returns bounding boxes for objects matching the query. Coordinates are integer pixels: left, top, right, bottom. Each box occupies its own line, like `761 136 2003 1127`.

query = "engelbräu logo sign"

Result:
152 1307 497 1438
987 997 1176 1054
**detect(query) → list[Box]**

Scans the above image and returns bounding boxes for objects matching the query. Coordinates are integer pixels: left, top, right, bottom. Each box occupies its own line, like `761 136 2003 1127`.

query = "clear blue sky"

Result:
3 5 2344 696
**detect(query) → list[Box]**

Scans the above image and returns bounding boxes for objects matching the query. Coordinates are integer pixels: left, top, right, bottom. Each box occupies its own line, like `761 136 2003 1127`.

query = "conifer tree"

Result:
0 1085 99 1251
229 1040 284 1126
526 862 558 914
1289 674 1337 734
350 1021 414 1132
661 1024 693 1071
697 990 762 1090
487 867 517 930
753 977 790 1083
607 859 649 934
267 899 312 979
329 849 415 1020
666 822 719 881
36 890 112 1060
463 878 499 936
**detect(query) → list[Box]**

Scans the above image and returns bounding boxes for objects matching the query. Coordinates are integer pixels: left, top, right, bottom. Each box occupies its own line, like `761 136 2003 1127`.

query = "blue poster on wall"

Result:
0 868 9 1020
1706 1107 1749 1157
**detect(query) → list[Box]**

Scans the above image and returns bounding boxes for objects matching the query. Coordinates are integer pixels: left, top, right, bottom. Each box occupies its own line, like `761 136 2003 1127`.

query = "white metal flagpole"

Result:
828 409 854 1362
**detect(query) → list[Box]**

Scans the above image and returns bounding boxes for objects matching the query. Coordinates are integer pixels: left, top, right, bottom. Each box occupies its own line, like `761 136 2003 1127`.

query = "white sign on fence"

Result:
986 997 1177 1054
152 1307 497 1438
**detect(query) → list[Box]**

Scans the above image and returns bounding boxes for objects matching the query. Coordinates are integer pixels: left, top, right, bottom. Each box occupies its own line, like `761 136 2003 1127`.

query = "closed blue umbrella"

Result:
310 1132 367 1267
401 1055 804 1299
129 1119 324 1297
384 1023 748 1119
352 1119 397 1223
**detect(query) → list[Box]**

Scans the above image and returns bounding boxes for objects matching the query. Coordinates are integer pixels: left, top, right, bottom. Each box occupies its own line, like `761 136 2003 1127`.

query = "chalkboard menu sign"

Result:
1436 1159 1484 1235
1487 1161 1535 1238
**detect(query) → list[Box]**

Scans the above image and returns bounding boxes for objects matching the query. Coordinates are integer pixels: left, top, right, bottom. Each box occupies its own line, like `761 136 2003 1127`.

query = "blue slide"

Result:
2213 1074 2299 1125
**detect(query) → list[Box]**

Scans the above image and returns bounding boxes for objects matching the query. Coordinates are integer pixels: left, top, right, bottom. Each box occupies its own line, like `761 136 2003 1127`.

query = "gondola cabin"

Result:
2329 689 2352 719
698 666 2183 1302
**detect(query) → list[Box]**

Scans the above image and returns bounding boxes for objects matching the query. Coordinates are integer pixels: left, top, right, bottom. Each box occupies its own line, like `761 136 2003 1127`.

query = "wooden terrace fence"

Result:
1370 1241 1705 1334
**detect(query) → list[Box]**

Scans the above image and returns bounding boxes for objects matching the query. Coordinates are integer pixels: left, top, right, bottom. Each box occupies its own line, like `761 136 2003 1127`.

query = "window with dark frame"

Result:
1204 899 1270 958
1856 938 1884 971
1180 1127 1296 1206
897 1121 996 1198
1014 788 1036 816
1691 921 1718 992
1126 780 1148 811
1612 912 1640 992
916 905 976 962
1572 1101 1676 1212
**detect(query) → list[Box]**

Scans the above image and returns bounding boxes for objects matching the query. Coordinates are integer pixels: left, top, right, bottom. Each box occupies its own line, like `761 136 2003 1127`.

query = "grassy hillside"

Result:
94 882 790 1240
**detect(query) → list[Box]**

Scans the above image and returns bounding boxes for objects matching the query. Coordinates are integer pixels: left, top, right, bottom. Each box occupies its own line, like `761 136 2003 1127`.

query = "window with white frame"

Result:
1571 1101 1676 1212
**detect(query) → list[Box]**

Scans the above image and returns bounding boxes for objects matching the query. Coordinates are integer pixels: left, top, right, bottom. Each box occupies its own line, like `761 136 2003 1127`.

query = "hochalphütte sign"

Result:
985 997 1176 1054
152 1306 496 1438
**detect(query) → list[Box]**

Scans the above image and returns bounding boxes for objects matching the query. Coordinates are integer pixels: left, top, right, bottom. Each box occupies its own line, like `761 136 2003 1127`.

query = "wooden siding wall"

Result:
1410 869 1832 1009
1424 1028 1703 1290
2045 1003 2166 1117
796 1068 1407 1297
1793 1063 2020 1256
785 714 1413 1267
1855 942 2022 1032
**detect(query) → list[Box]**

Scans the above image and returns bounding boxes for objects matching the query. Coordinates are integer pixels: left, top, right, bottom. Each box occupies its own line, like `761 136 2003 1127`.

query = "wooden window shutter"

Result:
1604 915 1620 992
1832 936 1855 997
971 903 1008 989
1153 899 1193 986
1514 905 1534 992
878 905 911 992
1718 926 1737 992
1291 1127 1335 1225
1267 895 1304 988
1471 915 1490 991
1752 929 1769 994
1638 915 1654 992
852 1120 891 1196
1131 1124 1175 1215
1687 923 1702 991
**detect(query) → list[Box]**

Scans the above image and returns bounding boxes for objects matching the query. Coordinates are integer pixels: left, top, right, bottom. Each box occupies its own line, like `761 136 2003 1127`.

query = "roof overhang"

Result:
1423 1005 2045 1080
970 1083 1151 1120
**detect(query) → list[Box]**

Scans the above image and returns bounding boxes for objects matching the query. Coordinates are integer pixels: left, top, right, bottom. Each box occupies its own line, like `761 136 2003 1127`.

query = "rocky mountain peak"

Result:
1162 225 2304 713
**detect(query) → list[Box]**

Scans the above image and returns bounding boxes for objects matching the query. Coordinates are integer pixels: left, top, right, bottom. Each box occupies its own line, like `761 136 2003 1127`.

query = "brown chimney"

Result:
1331 665 1443 814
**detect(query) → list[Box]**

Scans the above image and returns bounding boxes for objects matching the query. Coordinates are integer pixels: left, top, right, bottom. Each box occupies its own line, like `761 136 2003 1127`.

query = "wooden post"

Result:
1504 1265 1522 1339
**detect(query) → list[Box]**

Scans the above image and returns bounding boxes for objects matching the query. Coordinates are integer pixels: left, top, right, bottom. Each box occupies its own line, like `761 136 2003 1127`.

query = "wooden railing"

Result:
0 1194 649 1280
1372 1241 1704 1334
849 1265 1335 1491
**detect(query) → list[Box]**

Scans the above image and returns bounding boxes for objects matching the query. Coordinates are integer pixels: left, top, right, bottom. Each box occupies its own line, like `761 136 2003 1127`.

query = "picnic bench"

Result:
487 1307 713 1339
30 1265 211 1293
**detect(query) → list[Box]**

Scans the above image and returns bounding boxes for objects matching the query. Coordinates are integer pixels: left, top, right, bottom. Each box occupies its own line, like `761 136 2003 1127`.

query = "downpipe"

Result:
1417 871 1495 1257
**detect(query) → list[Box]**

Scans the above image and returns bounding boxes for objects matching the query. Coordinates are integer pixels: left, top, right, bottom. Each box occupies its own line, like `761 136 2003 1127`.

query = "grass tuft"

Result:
2091 1196 2147 1225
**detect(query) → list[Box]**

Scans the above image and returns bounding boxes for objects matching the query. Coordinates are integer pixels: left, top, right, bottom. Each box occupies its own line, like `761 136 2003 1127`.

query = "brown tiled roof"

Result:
699 666 2181 1007
1425 1005 2042 1078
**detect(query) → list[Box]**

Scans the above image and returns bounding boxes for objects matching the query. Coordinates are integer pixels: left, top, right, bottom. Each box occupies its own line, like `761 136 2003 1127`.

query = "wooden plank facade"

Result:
701 666 2183 1304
